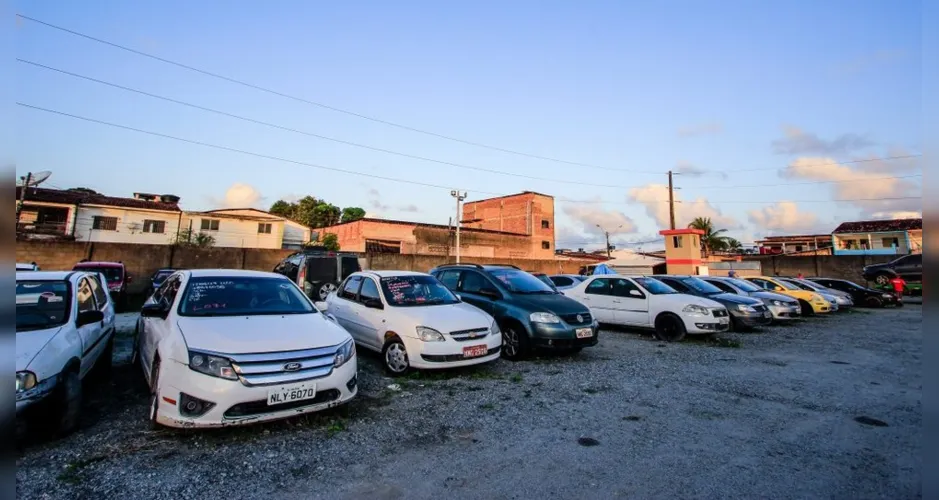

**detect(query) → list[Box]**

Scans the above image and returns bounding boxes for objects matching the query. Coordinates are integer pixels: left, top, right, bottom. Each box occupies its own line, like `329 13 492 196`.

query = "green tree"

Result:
319 233 340 251
269 200 294 218
341 206 366 223
176 228 216 247
725 238 743 253
687 217 730 256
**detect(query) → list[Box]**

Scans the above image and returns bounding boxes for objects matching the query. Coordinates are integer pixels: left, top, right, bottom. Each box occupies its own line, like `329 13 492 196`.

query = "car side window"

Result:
359 278 380 303
459 271 491 294
660 278 689 293
551 276 573 287
612 278 643 298
585 278 612 296
88 275 110 308
76 277 96 313
749 279 772 290
436 270 460 290
161 276 182 307
339 276 362 301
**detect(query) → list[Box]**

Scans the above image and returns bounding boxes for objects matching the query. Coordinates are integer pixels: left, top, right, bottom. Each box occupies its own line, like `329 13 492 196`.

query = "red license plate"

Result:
463 345 488 358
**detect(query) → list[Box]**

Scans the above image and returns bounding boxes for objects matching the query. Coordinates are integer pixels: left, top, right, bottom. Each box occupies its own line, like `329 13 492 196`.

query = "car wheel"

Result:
864 296 884 308
148 358 162 429
381 338 410 377
653 313 687 342
873 273 891 286
501 324 530 361
798 300 815 316
54 369 82 437
318 282 338 301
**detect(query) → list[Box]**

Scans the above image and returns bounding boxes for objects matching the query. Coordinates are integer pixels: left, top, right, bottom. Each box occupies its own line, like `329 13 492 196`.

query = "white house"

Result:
182 208 314 249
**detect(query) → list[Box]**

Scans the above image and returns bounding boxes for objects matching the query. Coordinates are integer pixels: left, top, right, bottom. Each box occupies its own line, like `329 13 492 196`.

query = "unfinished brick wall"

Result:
462 192 555 259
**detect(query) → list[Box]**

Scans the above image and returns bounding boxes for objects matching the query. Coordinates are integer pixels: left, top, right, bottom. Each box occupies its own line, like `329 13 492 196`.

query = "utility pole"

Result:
450 190 467 263
596 224 622 258
667 170 676 230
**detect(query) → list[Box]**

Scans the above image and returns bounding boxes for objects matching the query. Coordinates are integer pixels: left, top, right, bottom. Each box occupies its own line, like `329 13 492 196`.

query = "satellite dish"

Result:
18 171 51 187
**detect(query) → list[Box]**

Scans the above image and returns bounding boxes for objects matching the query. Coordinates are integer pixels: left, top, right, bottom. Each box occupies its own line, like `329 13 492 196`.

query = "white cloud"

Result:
870 211 921 220
677 122 723 138
772 126 874 156
627 184 739 230
212 183 264 208
833 49 907 76
781 156 921 216
747 202 822 234
556 204 638 249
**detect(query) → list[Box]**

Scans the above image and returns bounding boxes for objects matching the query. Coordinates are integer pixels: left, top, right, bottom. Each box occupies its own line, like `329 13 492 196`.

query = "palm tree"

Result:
687 217 730 256
725 238 743 253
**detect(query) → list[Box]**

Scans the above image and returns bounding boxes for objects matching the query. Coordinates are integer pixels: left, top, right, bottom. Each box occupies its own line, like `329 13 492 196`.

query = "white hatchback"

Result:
563 274 730 342
323 271 501 376
133 269 357 429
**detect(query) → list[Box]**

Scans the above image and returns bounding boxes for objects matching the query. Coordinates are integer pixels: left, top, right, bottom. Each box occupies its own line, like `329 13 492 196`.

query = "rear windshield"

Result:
380 275 459 307
179 277 315 316
726 278 761 293
678 277 723 295
17 280 71 331
75 266 123 283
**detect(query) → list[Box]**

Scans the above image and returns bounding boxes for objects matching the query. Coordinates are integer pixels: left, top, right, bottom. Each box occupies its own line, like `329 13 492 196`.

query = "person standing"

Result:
797 272 804 279
889 275 906 306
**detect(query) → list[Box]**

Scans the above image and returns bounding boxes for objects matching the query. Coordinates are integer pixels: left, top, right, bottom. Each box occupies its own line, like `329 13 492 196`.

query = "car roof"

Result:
186 269 282 279
17 270 75 280
74 261 124 268
360 270 427 278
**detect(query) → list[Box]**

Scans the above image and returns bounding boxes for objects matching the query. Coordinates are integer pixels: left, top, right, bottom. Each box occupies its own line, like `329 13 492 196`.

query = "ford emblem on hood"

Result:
283 362 302 371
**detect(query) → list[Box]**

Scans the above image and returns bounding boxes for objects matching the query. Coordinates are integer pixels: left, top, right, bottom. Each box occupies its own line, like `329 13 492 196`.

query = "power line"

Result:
690 173 922 190
16 14 653 174
16 102 922 207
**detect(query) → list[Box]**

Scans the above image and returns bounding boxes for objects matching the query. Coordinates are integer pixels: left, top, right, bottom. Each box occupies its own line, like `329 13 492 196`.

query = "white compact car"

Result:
562 274 729 341
133 269 357 429
16 271 116 435
323 271 501 376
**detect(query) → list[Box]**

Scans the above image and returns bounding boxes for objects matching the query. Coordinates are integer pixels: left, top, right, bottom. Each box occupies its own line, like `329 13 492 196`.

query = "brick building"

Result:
460 191 555 259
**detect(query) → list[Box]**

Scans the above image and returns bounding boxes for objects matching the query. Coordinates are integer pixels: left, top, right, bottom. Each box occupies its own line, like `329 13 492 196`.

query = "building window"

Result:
541 220 550 229
258 223 273 234
542 241 550 250
201 219 220 231
882 237 899 248
795 245 803 252
143 220 166 234
92 216 118 231
673 236 683 248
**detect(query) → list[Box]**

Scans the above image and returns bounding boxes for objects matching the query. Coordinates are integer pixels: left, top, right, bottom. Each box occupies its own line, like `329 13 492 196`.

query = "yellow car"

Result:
745 276 832 315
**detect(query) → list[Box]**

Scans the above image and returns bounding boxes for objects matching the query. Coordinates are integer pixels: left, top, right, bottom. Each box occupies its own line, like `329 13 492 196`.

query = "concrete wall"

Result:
742 254 898 284
364 253 584 274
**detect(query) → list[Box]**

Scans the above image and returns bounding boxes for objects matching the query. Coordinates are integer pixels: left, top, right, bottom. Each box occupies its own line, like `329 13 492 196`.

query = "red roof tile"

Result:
832 218 921 234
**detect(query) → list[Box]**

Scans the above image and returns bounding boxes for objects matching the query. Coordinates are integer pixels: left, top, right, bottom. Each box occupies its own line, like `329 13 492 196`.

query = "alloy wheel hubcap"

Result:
503 329 518 356
320 283 337 300
386 344 408 372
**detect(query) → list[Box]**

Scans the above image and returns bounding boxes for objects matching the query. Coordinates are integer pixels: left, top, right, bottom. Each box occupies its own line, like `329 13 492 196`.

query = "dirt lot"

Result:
16 303 922 499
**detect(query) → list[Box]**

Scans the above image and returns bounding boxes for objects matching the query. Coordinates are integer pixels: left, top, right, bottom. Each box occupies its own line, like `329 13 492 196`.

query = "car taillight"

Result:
298 265 306 284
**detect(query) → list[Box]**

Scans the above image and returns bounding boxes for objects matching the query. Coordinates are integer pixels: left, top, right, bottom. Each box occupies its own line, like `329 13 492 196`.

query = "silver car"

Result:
701 276 802 321
778 278 853 309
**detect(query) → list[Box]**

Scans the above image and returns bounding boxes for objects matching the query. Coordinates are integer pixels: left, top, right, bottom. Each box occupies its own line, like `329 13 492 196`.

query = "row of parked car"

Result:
14 251 903 437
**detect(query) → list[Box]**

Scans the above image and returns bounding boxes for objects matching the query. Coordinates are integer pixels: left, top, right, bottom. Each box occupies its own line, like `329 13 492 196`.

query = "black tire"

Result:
381 337 410 377
653 313 687 342
727 316 737 332
317 282 338 301
873 273 892 286
501 323 530 361
798 300 815 316
46 369 82 437
864 296 884 308
147 359 162 429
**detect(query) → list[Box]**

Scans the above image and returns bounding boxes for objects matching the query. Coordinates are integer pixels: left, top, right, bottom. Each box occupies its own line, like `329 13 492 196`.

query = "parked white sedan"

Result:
562 275 729 341
133 269 357 429
16 270 116 436
323 271 501 376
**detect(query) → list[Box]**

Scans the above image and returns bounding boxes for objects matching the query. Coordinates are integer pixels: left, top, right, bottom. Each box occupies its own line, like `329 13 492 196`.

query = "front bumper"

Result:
810 301 831 313
731 310 773 327
410 332 502 369
154 357 358 429
681 315 730 334
15 375 58 414
767 304 801 320
530 321 599 349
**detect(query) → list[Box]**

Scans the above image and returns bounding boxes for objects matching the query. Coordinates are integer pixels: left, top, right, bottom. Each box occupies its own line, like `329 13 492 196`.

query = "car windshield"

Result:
679 277 723 295
488 269 556 294
782 279 814 291
634 277 679 295
16 280 71 331
534 274 557 288
178 276 315 316
380 275 459 307
774 279 802 291
75 265 123 283
726 278 761 292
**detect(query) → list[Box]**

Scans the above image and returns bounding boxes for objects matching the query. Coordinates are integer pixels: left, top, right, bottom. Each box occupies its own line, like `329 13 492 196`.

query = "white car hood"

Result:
394 302 492 332
656 294 724 309
16 327 61 371
177 314 351 354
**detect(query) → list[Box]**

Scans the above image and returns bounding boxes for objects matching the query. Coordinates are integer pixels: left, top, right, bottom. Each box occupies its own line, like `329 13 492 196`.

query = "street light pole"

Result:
451 190 467 263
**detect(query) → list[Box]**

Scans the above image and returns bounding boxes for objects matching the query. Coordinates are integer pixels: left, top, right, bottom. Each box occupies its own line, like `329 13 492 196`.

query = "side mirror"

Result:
314 301 328 313
140 302 169 319
629 289 642 297
364 298 384 310
775 286 785 292
76 310 104 327
479 288 501 300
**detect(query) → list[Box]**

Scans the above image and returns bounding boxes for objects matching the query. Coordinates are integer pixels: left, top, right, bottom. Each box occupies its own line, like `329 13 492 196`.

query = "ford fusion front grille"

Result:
221 345 343 387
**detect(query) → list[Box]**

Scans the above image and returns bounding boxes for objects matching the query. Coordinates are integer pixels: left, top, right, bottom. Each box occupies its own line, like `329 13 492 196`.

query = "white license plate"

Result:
267 383 317 406
719 317 730 324
575 327 593 338
463 345 488 358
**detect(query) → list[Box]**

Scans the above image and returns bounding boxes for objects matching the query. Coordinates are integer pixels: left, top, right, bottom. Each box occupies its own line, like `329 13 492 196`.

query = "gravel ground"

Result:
16 304 922 499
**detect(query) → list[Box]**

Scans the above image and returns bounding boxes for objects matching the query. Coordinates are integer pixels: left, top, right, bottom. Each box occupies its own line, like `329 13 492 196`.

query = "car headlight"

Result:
682 304 710 315
188 351 238 380
882 293 893 298
334 339 356 367
736 304 756 313
416 326 446 342
529 312 561 324
770 300 785 306
489 319 500 336
16 371 37 393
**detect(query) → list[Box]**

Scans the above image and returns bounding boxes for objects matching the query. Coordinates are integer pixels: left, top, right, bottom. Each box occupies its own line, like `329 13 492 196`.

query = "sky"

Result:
13 0 922 251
